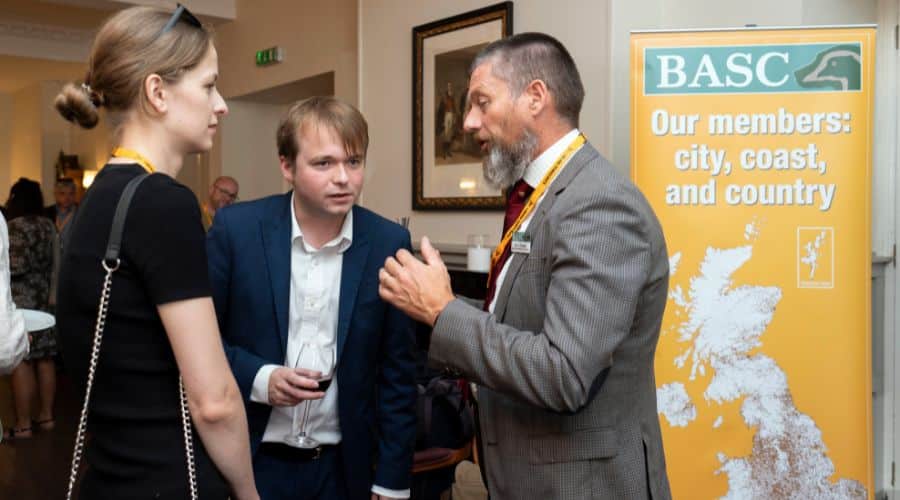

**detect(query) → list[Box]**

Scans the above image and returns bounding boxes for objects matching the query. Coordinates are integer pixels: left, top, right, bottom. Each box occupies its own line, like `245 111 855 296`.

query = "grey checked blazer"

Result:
430 143 672 499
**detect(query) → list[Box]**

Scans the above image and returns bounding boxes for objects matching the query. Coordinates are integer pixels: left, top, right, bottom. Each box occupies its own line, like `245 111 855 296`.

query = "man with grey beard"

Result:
379 33 672 499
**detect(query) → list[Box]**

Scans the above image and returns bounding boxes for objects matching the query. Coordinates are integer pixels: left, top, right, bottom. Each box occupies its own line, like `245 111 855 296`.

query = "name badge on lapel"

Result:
511 232 531 254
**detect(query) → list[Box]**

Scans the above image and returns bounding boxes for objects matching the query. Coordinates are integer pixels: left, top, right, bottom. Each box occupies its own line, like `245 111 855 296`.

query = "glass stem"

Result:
299 399 312 437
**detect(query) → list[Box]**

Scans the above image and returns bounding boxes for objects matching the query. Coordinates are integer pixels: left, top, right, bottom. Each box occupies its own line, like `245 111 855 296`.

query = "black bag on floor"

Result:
415 376 475 451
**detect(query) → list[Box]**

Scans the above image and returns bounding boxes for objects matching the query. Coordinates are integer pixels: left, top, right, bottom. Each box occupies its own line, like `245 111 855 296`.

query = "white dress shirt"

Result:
488 128 582 313
251 196 351 445
251 196 408 498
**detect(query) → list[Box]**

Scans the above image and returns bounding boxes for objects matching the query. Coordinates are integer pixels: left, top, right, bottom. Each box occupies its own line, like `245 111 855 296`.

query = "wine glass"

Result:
315 346 336 394
284 343 336 448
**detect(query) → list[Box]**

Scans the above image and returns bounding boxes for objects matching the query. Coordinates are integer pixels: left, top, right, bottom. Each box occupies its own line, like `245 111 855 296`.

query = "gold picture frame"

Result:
412 2 513 210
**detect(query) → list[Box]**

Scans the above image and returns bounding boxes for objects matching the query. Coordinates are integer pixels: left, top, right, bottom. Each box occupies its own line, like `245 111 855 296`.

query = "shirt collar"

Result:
521 128 581 188
290 193 354 254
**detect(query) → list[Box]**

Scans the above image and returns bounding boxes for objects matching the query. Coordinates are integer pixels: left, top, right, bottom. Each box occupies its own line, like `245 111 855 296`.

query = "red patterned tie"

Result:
484 179 534 310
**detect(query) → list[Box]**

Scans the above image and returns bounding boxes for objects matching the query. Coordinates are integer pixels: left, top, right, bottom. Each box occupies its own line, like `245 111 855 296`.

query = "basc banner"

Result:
632 27 874 499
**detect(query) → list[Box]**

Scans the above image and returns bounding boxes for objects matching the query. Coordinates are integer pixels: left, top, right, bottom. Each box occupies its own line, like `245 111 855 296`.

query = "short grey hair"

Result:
470 32 584 127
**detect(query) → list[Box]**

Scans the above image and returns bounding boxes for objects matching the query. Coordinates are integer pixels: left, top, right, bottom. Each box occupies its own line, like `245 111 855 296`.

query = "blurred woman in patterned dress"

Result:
4 178 57 439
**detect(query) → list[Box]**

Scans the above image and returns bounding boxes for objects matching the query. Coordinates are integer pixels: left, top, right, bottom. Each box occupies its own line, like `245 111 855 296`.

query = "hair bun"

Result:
80 83 105 108
54 82 100 129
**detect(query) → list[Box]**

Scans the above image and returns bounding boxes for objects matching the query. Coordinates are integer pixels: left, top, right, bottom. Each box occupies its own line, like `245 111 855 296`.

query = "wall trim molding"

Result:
0 18 92 62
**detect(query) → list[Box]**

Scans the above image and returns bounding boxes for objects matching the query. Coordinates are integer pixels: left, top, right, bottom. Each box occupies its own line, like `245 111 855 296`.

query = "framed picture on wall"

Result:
412 2 513 210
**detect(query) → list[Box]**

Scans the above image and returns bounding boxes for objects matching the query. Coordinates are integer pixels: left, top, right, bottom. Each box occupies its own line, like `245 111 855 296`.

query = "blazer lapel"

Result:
261 193 293 355
336 206 370 364
526 143 598 231
494 143 599 320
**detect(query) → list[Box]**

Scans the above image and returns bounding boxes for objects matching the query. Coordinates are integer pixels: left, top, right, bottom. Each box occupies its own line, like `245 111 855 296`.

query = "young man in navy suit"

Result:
207 97 416 500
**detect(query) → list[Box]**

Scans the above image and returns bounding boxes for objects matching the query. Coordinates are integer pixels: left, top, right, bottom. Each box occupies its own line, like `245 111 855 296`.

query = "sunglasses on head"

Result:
156 3 202 39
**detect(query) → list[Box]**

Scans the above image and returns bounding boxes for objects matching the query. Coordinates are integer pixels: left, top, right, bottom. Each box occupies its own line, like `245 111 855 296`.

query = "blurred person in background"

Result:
202 175 239 230
5 177 56 440
44 177 78 238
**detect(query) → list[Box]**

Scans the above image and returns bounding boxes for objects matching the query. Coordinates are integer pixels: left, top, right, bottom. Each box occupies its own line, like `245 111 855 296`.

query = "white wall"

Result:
9 84 42 196
40 81 70 201
216 0 357 104
215 99 288 203
360 0 611 246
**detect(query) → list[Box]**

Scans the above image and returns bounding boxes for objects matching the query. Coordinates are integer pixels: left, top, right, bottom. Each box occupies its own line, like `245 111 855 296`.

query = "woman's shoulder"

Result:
8 215 53 234
135 174 201 214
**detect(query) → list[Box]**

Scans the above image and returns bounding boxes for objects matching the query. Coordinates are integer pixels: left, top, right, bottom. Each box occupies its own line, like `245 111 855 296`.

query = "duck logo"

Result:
795 44 861 91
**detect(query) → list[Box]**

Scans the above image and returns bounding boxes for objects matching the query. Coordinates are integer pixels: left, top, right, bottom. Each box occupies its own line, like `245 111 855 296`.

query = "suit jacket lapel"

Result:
494 143 600 320
337 206 370 364
261 193 293 355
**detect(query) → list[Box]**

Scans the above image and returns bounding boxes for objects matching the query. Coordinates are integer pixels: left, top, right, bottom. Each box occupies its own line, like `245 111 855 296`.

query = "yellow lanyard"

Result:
111 147 156 173
489 133 586 276
56 209 74 232
202 204 213 228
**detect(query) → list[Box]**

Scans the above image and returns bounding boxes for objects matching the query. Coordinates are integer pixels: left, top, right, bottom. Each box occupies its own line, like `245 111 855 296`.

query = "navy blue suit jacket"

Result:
206 193 417 496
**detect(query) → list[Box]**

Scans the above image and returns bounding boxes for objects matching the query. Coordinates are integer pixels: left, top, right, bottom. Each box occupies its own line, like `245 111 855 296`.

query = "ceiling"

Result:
1 0 108 30
0 0 102 93
0 0 235 94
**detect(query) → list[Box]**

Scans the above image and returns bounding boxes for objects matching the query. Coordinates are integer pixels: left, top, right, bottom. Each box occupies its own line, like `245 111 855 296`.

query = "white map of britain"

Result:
656 223 866 499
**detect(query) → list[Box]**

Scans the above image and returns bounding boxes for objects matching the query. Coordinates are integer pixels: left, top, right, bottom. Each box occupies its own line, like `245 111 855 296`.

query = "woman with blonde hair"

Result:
55 5 257 499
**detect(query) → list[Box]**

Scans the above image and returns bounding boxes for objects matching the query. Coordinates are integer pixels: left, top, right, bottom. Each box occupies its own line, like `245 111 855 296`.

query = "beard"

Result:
481 128 538 190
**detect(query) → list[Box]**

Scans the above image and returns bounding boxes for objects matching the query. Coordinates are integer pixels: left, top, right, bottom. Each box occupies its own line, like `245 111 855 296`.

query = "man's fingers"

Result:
286 372 321 390
379 268 402 293
395 248 420 267
383 256 404 276
279 384 324 404
378 267 393 286
271 386 300 407
420 236 438 263
272 392 302 407
293 367 322 379
383 256 417 290
279 376 324 400
379 282 395 302
293 388 325 401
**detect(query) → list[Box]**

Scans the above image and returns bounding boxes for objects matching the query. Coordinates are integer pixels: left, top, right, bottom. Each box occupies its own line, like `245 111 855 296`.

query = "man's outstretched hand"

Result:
378 236 454 326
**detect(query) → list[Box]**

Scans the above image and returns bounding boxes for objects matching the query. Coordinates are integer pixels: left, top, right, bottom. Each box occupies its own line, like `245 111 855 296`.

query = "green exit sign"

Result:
255 46 284 66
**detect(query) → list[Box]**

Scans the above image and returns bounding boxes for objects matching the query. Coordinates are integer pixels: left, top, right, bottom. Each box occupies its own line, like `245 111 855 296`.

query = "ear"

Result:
521 79 550 118
144 73 167 114
278 155 295 183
